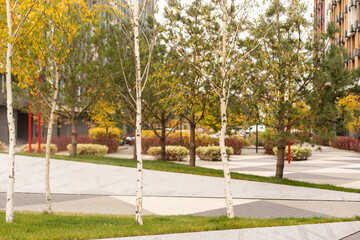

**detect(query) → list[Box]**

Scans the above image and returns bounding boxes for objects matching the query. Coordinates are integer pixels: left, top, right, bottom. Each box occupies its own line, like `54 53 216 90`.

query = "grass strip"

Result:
0 211 359 240
15 152 360 194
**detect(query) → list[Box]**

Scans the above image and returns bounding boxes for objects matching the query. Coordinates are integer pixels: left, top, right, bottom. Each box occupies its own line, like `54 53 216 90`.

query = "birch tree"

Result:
1 0 44 223
18 0 101 212
105 0 156 225
165 0 262 218
5 0 15 223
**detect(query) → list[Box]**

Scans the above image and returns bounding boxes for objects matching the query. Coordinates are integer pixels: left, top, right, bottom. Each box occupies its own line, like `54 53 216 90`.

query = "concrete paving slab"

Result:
98 221 360 240
113 196 256 215
283 172 352 180
1 154 360 202
271 200 360 218
194 200 334 218
342 230 360 240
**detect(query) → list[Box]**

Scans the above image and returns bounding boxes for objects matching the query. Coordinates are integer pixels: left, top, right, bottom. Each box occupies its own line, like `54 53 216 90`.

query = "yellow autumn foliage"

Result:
89 127 123 140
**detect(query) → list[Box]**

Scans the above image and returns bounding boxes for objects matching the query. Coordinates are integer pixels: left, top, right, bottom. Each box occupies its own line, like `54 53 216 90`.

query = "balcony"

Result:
349 52 354 61
351 24 356 33
350 0 355 8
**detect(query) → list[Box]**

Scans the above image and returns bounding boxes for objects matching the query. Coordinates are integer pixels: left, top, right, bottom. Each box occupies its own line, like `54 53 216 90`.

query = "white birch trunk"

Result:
220 0 235 219
44 67 60 213
133 0 143 225
5 0 16 223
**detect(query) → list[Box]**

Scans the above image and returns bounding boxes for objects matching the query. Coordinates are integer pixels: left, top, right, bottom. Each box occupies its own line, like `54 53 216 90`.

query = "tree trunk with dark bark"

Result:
189 114 196 167
160 119 166 161
71 117 77 156
275 139 286 179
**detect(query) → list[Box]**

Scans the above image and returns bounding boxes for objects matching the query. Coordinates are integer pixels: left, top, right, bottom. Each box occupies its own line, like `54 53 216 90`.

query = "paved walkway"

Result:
0 145 360 239
111 145 360 188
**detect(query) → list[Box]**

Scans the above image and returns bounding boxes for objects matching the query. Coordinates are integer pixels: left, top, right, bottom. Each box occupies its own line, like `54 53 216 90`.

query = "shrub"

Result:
91 136 119 153
263 142 275 155
196 135 218 147
332 137 360 152
242 139 250 147
142 137 161 154
147 146 189 161
312 133 335 146
196 146 233 161
0 141 5 151
141 135 244 155
248 130 273 146
273 146 312 160
48 135 117 153
50 136 72 151
142 130 156 139
67 144 108 156
20 144 58 154
224 137 243 155
89 127 123 143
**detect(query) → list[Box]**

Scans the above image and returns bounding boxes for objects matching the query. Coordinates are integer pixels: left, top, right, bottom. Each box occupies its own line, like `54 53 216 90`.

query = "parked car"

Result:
123 134 135 145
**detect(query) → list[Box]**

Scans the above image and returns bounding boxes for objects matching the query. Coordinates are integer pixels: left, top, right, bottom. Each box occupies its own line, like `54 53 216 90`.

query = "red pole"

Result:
288 140 291 164
38 76 41 153
28 102 32 153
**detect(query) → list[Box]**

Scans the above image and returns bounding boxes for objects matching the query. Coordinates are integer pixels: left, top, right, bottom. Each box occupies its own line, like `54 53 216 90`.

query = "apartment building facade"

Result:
0 74 89 145
315 0 360 70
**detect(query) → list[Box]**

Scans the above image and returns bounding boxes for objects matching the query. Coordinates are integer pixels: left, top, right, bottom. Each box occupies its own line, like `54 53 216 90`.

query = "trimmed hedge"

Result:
147 146 189 161
89 127 123 143
225 137 243 155
263 142 274 155
332 137 360 152
90 137 119 153
20 144 58 154
142 136 243 155
273 146 312 160
46 136 118 153
67 144 108 156
196 146 234 161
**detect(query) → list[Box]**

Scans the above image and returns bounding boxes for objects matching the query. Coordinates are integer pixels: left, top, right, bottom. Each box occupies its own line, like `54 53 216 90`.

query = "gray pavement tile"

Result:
0 192 97 208
99 221 360 240
193 201 334 218
342 168 360 171
306 172 360 179
283 172 353 180
230 167 273 171
341 230 360 240
0 193 155 215
271 200 360 218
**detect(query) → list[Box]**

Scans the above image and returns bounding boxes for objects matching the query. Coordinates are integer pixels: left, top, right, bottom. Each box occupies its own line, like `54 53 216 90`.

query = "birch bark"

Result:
133 0 143 225
219 0 235 219
5 0 16 223
45 66 60 213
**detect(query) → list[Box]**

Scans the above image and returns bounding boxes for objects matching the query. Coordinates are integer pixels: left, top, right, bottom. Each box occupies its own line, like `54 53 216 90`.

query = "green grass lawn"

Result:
14 152 360 194
0 211 359 240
